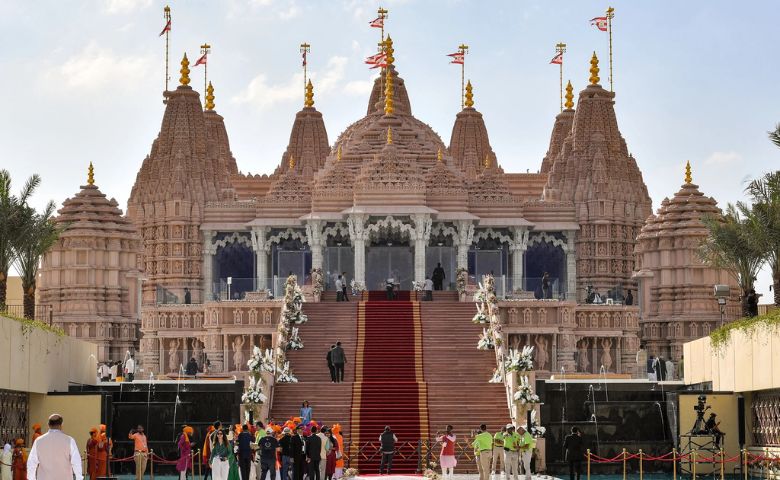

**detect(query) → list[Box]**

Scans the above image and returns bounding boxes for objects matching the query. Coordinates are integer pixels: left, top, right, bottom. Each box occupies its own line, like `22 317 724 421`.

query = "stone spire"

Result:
634 164 739 360
128 60 238 305
39 178 142 361
276 79 330 178
540 80 575 174
543 55 652 298
353 133 426 206
448 79 497 178
367 38 411 116
424 148 468 212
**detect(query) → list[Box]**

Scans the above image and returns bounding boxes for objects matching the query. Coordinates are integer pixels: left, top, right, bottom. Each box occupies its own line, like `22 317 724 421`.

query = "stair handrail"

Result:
482 274 516 424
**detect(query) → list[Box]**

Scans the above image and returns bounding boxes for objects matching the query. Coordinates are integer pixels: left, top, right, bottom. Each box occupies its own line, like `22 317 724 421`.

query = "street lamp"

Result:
714 284 729 327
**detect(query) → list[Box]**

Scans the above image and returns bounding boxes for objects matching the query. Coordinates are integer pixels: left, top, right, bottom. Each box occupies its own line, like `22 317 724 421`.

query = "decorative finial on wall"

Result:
87 162 95 186
337 145 342 162
564 80 574 109
205 81 215 110
437 148 443 163
387 127 393 145
464 80 474 108
685 161 692 184
289 154 296 169
484 154 491 169
384 57 394 115
180 53 190 86
589 52 600 85
304 80 314 108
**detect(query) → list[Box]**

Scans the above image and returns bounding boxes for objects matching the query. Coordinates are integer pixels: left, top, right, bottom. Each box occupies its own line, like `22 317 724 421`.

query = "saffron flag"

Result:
448 52 464 65
590 16 608 31
159 19 171 36
369 16 384 28
365 52 386 68
550 52 563 65
194 53 207 66
302 50 307 67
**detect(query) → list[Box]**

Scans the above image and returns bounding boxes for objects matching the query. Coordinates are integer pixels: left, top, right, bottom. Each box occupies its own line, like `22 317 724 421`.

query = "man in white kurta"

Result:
27 414 83 480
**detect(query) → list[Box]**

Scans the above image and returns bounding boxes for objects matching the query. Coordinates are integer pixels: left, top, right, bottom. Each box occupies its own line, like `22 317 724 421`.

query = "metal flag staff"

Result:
448 44 468 109
199 43 211 97
300 42 310 103
161 5 172 93
606 6 615 91
553 42 567 112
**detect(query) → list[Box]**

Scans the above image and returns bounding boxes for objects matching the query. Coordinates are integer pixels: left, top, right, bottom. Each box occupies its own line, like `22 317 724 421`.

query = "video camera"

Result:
690 395 711 434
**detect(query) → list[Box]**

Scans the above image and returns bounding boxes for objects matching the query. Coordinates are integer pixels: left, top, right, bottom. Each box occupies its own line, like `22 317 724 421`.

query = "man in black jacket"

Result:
563 426 584 480
279 427 294 480
332 342 347 383
237 423 254 480
291 425 307 480
305 426 323 480
379 426 397 475
326 345 336 383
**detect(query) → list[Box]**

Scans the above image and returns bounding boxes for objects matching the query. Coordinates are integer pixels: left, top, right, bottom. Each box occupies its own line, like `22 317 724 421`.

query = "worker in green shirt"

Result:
471 424 493 480
492 426 506 476
517 425 536 480
502 424 521 480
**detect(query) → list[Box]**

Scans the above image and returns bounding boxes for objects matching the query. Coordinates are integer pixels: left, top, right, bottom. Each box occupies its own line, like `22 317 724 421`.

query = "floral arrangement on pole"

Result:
477 327 495 350
455 267 468 296
413 280 425 292
528 410 546 438
287 327 304 350
242 346 268 407
350 279 365 296
472 302 488 324
505 346 535 373
311 268 324 298
283 275 308 325
513 375 540 405
276 360 299 383
343 468 359 479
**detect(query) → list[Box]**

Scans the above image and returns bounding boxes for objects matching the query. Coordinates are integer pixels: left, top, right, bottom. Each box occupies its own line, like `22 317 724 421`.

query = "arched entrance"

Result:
214 233 254 300
525 235 566 299
365 222 414 291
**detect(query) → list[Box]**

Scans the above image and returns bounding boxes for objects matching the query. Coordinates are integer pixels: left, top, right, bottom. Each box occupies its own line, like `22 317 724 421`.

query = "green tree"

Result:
0 170 42 310
743 171 780 305
13 203 62 319
769 123 780 149
700 204 766 317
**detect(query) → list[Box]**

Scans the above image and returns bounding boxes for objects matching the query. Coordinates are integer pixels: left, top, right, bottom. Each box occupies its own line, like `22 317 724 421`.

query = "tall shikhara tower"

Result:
127 55 237 304
543 53 651 298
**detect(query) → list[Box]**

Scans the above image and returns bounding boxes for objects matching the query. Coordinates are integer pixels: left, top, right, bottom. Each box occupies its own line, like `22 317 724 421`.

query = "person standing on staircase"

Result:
300 401 313 425
471 424 493 480
432 263 446 291
335 275 344 301
341 272 350 301
326 346 337 383
332 342 346 383
378 426 397 475
492 425 506 478
502 424 521 480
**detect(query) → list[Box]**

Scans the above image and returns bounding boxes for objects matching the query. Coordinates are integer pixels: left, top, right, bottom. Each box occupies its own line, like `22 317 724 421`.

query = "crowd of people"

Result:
471 423 537 480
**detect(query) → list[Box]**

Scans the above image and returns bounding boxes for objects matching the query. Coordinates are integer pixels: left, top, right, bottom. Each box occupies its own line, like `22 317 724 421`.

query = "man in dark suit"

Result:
291 425 307 480
237 423 254 480
332 342 346 383
305 426 323 480
326 345 336 383
563 426 584 480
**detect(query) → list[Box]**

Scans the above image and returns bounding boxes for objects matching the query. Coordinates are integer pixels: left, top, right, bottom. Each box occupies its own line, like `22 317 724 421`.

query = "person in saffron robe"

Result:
1 444 12 480
203 424 216 480
95 425 111 478
177 425 194 479
30 426 42 448
11 439 26 480
331 424 344 480
86 427 99 480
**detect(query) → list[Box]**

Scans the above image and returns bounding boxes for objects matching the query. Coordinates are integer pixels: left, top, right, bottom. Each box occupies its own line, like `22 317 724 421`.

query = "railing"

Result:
344 439 484 473
0 304 52 323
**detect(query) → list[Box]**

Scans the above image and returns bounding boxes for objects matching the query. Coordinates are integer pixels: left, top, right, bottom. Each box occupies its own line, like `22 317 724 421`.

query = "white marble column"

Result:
348 214 367 285
564 230 577 301
251 227 269 291
202 230 216 301
305 220 324 271
412 214 432 283
510 227 529 292
455 220 474 270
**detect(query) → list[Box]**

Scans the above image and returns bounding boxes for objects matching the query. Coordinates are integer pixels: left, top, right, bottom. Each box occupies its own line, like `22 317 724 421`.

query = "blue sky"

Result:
1 0 778 298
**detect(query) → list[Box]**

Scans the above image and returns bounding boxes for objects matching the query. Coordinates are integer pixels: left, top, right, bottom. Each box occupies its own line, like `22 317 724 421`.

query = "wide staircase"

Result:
270 294 510 474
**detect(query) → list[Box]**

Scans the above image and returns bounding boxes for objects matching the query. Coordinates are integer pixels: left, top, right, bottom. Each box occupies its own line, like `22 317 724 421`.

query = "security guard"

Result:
502 424 521 480
471 424 493 480
492 426 506 477
517 425 536 480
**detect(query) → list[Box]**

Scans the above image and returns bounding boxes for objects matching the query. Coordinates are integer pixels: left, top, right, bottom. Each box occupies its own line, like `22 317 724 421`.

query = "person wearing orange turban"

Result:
95 425 111 478
331 424 345 479
87 427 99 480
176 426 194 479
11 439 26 480
30 425 42 448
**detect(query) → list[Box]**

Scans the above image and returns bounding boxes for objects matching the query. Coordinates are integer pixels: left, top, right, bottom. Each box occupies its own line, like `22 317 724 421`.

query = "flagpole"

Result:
555 43 567 112
300 43 310 104
378 7 388 42
200 43 211 98
164 5 171 92
459 44 469 109
606 6 614 92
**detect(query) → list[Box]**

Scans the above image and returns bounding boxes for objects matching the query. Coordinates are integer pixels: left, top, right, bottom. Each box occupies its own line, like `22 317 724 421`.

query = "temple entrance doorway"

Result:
214 237 254 300
324 246 355 290
272 238 311 294
525 239 566 299
365 245 413 291
425 246 456 290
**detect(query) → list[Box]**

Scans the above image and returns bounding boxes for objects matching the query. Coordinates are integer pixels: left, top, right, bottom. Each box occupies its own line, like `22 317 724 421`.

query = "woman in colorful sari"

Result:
227 426 241 480
11 439 26 480
177 425 194 479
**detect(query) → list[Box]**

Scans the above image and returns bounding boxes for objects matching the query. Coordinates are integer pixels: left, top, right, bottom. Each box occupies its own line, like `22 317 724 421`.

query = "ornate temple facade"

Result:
38 167 143 362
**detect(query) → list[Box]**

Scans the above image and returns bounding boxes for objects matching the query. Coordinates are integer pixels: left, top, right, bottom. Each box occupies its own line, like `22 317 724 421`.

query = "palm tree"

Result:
0 170 42 310
700 204 767 317
769 123 780 149
742 171 780 305
13 202 62 319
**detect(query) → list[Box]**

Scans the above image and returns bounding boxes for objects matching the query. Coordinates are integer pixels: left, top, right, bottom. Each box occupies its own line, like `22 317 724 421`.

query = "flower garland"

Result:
343 468 359 479
287 327 304 350
276 361 299 383
505 346 535 373
477 328 495 350
472 303 488 324
242 346 267 406
350 279 366 296
311 268 324 298
528 410 546 438
413 280 425 292
455 267 468 296
513 375 540 405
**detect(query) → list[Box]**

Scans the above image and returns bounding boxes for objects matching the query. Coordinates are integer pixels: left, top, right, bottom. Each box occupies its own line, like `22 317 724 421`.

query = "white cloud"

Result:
102 0 152 15
279 3 301 19
705 151 742 165
48 42 155 90
343 78 374 96
233 56 348 110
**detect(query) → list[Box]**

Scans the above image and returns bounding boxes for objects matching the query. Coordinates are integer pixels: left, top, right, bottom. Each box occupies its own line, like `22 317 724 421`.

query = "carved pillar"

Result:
203 230 216 301
348 214 367 285
251 227 269 291
455 220 474 270
223 333 229 373
564 231 577 301
412 214 432 283
510 227 529 292
305 220 324 271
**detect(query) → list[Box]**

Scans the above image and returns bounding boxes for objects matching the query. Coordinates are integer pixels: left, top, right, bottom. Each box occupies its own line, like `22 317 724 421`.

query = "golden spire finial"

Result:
589 52 600 85
384 36 394 66
304 80 314 108
205 81 215 110
337 146 342 162
464 80 474 108
384 61 394 115
564 80 574 109
180 53 191 86
437 148 443 163
387 127 393 145
484 154 491 169
685 161 692 184
289 154 296 170
87 162 95 186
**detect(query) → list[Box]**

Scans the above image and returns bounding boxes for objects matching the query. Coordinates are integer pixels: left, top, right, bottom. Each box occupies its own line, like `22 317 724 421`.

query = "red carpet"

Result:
349 300 429 474
366 290 411 301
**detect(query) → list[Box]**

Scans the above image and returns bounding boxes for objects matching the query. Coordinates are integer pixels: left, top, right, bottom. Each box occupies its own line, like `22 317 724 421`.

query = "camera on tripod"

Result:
690 394 711 434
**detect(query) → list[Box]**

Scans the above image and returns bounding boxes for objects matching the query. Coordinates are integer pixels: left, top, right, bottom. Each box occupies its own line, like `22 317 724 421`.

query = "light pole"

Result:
714 284 730 328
